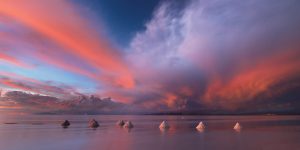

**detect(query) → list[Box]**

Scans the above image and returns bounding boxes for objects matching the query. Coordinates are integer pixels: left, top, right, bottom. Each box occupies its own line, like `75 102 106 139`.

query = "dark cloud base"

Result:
0 91 128 115
1 90 300 115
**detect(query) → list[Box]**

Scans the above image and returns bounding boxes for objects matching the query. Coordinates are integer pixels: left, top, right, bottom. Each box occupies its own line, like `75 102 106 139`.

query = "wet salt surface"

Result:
0 115 299 150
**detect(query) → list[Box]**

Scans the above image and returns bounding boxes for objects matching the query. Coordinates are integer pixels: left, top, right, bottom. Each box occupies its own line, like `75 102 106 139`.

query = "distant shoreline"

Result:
30 112 300 116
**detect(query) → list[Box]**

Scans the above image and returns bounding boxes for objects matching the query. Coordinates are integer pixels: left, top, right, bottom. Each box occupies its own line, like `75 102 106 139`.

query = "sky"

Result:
0 0 300 115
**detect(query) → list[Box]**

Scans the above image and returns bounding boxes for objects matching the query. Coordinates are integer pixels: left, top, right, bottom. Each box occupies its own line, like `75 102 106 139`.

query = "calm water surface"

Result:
0 115 299 150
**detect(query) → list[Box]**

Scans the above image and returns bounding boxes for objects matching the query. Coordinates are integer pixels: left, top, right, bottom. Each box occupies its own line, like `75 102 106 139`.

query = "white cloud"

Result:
128 0 300 73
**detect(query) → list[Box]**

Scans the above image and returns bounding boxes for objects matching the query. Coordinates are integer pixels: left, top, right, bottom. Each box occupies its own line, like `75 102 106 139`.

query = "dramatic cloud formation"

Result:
122 0 300 112
0 0 300 114
0 0 134 88
0 91 127 115
0 72 80 99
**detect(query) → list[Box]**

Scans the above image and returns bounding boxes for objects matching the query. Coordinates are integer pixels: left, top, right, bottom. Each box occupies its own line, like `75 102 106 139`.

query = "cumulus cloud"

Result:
122 0 300 112
0 91 127 114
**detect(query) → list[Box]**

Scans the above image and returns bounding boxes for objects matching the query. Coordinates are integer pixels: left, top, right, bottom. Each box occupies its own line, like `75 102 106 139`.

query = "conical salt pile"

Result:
159 120 170 129
116 120 125 126
61 120 70 128
233 122 241 130
89 119 99 128
196 121 205 130
124 121 134 128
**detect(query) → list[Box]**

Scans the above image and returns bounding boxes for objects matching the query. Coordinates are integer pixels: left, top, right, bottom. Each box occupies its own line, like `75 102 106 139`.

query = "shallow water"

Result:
0 115 300 150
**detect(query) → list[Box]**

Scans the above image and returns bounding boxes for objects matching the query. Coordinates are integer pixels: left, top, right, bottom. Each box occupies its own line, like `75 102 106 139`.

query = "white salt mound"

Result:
233 122 242 130
196 121 205 130
159 120 170 129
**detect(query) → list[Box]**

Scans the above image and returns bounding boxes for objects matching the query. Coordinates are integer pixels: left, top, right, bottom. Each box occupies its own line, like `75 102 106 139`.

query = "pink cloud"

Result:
0 52 31 68
0 0 134 88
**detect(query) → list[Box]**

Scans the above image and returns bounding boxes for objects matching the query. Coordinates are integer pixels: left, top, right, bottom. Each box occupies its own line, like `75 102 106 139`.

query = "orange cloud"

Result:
0 78 31 92
164 92 178 108
102 91 134 104
0 0 134 88
203 49 300 109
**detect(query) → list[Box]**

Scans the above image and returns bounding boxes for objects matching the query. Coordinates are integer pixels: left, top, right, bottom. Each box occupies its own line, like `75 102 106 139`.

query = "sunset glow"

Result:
0 0 299 115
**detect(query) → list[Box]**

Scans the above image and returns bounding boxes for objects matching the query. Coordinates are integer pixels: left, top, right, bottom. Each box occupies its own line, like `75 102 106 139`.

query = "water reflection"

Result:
159 126 169 133
196 128 205 132
0 115 299 150
124 127 132 133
